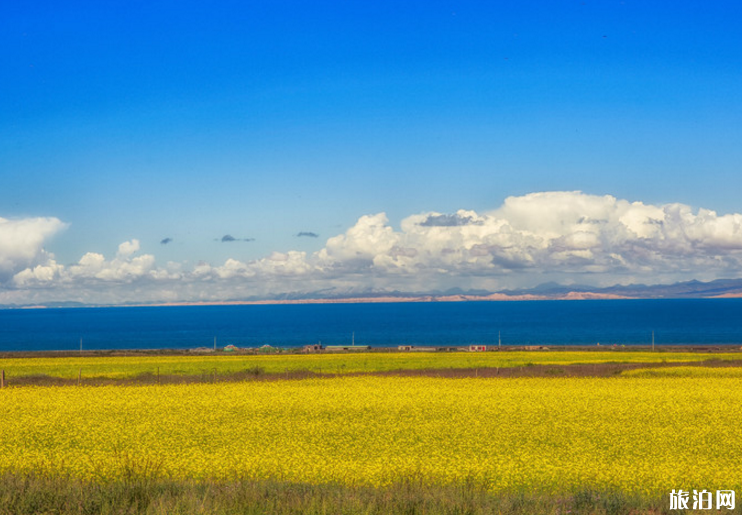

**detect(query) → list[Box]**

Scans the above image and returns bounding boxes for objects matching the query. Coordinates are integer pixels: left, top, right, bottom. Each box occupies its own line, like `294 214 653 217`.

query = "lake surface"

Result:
1 299 741 351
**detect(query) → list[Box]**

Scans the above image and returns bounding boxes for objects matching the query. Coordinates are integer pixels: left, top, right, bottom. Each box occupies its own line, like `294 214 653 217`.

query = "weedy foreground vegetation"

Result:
2 352 742 514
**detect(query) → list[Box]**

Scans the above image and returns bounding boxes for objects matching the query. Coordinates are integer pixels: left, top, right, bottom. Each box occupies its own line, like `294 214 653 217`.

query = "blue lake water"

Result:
0 299 741 352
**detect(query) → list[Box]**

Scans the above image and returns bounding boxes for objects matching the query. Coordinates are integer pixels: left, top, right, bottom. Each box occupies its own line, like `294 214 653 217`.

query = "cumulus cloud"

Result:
312 193 742 283
12 239 167 289
116 239 140 258
0 217 67 281
6 192 742 304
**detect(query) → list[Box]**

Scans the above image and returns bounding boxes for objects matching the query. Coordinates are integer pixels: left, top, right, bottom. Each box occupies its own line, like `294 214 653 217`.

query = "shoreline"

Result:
1 344 741 359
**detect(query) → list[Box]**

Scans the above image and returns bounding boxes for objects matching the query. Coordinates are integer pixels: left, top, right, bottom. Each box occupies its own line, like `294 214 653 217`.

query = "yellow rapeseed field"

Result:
2 374 742 494
0 350 737 379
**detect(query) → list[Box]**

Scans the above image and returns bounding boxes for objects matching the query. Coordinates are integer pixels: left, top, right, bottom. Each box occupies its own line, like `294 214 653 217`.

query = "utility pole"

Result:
352 332 355 346
498 330 501 350
214 336 217 351
80 337 83 356
652 331 655 352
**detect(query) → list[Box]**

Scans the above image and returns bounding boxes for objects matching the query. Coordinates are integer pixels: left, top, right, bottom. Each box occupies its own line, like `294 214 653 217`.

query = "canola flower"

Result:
2 375 742 494
0 350 738 379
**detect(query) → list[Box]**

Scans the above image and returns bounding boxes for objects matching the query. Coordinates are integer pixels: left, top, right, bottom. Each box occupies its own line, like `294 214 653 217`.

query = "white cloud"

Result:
12 239 165 289
116 239 140 258
309 192 742 282
0 217 67 281
318 213 400 266
12 259 65 286
5 192 742 304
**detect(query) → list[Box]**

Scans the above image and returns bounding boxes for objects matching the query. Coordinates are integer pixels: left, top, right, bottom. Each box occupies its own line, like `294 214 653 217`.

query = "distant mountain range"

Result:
499 278 742 299
241 278 742 303
4 278 742 309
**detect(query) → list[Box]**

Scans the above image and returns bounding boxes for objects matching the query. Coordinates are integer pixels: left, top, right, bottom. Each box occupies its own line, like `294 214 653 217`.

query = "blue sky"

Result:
2 1 742 304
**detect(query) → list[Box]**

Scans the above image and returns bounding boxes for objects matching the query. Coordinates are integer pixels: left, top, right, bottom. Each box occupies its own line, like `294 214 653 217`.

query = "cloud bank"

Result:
4 192 742 304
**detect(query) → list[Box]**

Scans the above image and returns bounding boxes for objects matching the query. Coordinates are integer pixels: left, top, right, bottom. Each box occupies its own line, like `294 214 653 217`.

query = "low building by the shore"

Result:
398 345 438 352
325 345 371 352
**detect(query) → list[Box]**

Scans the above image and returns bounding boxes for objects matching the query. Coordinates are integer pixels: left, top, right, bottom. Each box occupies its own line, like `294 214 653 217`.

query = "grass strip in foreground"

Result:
0 474 686 515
